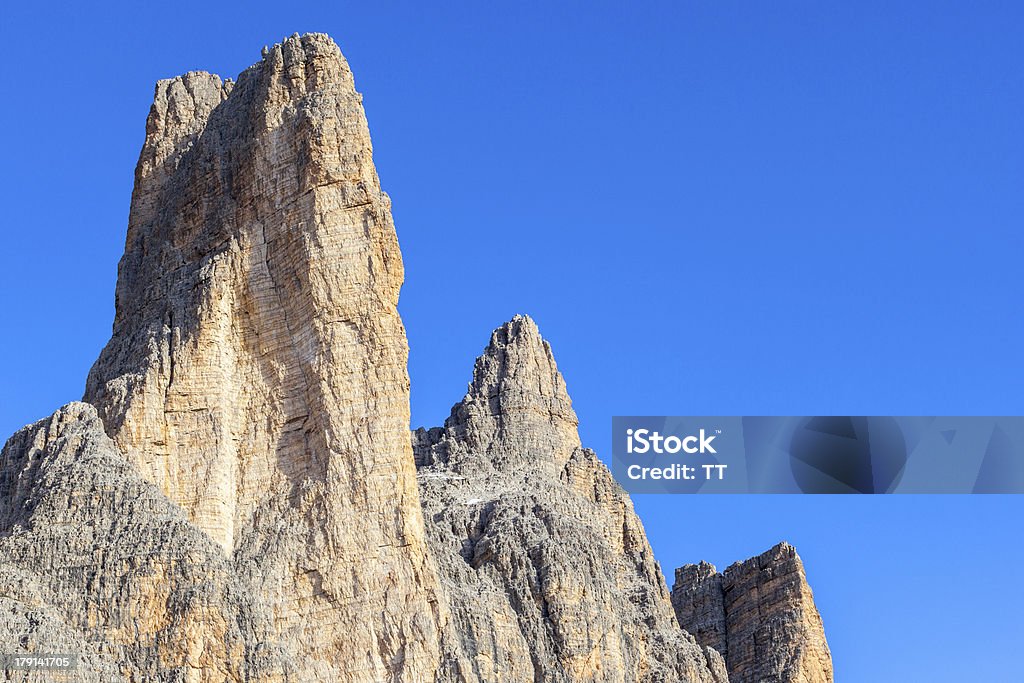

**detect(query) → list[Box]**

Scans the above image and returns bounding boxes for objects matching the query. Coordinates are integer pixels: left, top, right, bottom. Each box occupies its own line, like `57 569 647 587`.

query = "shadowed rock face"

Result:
671 561 727 658
415 316 729 683
671 543 834 683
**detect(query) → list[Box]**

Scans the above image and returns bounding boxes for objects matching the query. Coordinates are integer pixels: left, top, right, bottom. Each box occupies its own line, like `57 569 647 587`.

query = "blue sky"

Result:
1 2 1022 679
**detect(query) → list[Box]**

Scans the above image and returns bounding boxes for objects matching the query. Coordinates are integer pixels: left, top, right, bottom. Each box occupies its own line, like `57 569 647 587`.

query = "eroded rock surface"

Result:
671 561 727 659
672 543 834 683
0 403 289 682
0 32 832 683
79 32 447 682
416 316 728 683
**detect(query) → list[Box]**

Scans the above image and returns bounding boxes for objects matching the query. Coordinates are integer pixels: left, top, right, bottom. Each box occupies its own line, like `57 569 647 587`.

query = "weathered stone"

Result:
672 543 834 683
671 562 727 659
422 315 581 476
0 403 290 682
0 32 833 683
417 316 729 683
80 33 446 682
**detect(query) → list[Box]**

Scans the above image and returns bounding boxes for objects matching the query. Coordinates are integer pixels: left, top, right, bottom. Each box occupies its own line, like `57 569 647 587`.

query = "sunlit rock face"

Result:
82 33 446 682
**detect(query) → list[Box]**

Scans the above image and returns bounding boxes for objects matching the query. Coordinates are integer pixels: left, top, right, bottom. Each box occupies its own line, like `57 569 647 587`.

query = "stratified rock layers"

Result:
671 543 834 683
80 33 445 682
417 316 728 683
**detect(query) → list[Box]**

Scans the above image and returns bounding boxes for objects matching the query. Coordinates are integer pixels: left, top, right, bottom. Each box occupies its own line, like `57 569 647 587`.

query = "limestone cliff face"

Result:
0 32 833 683
671 543 834 683
81 33 445 682
416 316 728 683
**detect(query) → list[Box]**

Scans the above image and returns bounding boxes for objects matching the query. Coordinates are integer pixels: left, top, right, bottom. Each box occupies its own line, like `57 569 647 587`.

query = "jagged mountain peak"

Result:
464 314 563 400
414 317 729 683
419 315 581 473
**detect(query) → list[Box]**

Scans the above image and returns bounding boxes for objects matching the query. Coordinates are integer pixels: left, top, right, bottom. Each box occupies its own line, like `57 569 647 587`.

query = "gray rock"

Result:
0 403 290 681
671 562 727 659
417 316 728 683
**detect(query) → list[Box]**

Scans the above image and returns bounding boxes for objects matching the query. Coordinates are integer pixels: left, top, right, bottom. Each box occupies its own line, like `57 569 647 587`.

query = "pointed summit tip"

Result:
431 314 581 471
497 313 541 336
724 541 802 576
472 314 561 396
266 32 343 58
763 540 800 562
484 314 545 355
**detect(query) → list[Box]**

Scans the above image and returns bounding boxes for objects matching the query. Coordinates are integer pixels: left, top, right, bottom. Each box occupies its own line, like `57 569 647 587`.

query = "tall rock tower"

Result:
83 33 445 682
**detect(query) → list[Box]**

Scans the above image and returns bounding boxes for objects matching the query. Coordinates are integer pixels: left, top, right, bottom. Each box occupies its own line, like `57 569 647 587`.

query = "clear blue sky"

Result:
1 2 1021 680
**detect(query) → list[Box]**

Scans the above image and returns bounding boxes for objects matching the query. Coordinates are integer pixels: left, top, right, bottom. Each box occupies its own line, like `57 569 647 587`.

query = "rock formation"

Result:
671 543 834 683
416 316 728 682
80 32 447 683
0 32 832 683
